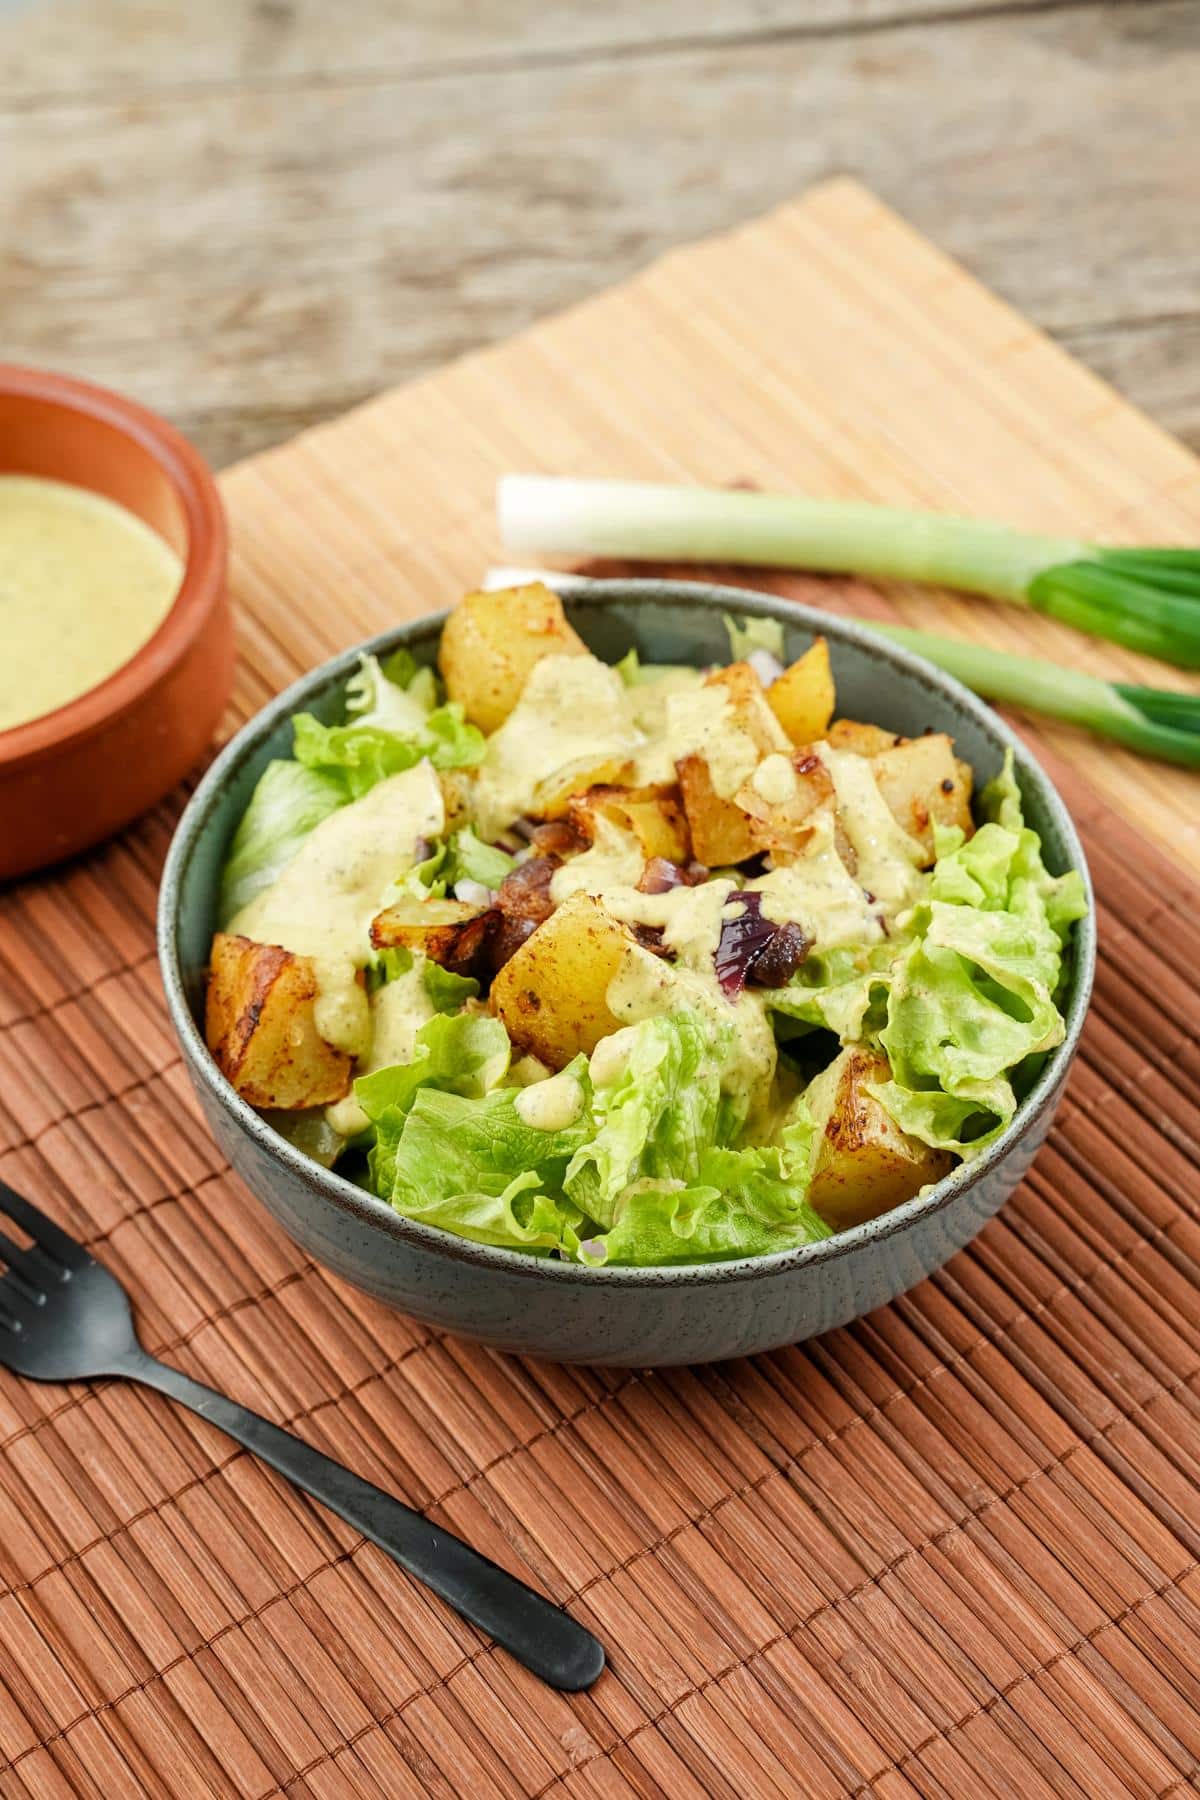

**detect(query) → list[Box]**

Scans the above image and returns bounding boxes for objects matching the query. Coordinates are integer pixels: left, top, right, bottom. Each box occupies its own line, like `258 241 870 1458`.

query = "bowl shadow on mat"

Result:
158 580 1095 1367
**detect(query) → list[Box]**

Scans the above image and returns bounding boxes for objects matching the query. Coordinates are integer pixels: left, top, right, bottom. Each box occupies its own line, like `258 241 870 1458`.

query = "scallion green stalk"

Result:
870 625 1200 767
498 475 1200 670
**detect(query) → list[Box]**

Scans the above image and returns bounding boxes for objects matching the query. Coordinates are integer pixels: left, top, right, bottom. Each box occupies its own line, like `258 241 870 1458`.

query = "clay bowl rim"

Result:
159 579 1097 1289
0 362 229 768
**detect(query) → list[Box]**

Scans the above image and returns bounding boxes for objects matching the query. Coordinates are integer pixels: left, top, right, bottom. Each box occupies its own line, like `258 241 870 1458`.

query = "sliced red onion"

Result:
638 857 708 894
747 921 810 988
714 891 809 996
630 923 671 958
529 818 588 856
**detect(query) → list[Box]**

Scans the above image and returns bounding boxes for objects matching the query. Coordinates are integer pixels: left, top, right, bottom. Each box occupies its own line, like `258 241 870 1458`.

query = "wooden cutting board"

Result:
1 180 1198 1798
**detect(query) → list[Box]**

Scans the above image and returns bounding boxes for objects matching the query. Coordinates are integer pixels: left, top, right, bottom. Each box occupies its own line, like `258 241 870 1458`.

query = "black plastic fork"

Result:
0 1177 604 1691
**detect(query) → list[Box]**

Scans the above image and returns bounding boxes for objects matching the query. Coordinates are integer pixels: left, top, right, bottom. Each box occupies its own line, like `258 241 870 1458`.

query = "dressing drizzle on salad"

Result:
205 590 1087 1269
230 763 443 1054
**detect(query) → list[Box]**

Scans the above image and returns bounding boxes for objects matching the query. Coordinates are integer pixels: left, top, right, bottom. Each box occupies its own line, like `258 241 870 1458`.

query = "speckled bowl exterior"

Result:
158 581 1095 1366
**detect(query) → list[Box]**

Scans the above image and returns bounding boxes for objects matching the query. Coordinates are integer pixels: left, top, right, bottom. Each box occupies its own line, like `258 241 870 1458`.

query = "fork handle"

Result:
121 1347 603 1690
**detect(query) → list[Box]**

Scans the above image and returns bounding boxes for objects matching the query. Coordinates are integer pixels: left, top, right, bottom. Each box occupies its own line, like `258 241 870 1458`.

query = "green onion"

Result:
498 475 1200 670
870 625 1200 768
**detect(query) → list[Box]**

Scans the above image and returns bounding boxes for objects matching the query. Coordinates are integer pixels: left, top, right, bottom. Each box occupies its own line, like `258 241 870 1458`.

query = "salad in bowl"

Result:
203 582 1087 1269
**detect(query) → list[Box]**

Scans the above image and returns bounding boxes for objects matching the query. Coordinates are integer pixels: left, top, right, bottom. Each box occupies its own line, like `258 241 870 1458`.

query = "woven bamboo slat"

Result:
0 179 1197 1798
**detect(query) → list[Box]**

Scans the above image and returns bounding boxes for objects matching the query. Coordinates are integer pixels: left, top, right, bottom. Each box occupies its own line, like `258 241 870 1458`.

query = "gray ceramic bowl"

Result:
158 580 1095 1366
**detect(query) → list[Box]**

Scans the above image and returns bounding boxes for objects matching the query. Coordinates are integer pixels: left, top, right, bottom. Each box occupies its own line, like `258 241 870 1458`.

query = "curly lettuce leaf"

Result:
875 752 1086 1156
422 962 480 1013
564 1014 725 1229
217 760 346 924
578 1130 828 1266
446 827 516 890
380 1071 594 1254
344 650 439 733
978 755 1088 948
377 646 432 693
765 943 898 1043
724 613 785 661
291 702 483 801
384 1170 587 1256
388 827 515 908
390 1080 590 1199
220 653 481 915
354 1007 827 1266
390 840 450 902
356 1013 512 1196
366 945 414 992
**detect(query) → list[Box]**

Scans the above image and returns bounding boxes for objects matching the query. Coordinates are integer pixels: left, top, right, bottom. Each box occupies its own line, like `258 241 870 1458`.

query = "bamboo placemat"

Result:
1 179 1198 1797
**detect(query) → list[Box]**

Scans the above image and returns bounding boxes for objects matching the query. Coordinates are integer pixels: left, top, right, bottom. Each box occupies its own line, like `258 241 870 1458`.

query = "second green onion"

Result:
498 475 1200 671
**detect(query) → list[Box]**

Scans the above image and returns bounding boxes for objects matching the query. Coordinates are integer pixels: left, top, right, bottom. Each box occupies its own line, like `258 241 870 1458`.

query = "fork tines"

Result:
0 1178 89 1274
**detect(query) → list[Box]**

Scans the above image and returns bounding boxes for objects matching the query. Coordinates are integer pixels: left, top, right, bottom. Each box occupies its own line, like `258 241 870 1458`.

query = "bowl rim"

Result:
158 578 1096 1288
0 362 228 767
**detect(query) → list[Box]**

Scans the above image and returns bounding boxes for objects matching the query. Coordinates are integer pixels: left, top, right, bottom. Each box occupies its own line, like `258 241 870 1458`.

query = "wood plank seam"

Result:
0 0 1162 118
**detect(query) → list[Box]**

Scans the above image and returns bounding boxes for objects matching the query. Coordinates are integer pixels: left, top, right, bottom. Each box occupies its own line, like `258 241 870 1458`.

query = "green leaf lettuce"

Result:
874 753 1087 1156
218 760 346 924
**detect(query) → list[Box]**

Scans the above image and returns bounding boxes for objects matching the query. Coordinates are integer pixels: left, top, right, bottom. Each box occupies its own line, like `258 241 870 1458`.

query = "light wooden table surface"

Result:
2 1 1197 471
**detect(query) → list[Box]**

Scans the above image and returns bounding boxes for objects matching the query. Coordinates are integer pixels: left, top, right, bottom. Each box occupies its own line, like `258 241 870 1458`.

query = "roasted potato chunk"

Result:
438 768 474 832
734 750 836 862
767 638 836 745
674 662 792 863
805 1047 954 1230
533 753 637 820
370 896 490 965
707 660 792 757
872 734 973 862
490 894 631 1068
826 718 903 757
438 582 588 733
205 933 352 1109
676 754 760 867
569 783 690 864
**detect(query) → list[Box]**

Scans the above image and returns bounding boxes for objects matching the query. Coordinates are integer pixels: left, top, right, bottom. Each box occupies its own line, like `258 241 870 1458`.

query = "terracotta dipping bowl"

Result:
0 365 233 879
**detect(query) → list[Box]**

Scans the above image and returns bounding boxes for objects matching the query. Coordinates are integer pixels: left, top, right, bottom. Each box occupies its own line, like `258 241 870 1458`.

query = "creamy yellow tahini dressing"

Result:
820 744 925 913
471 653 793 834
545 817 777 1123
750 748 924 948
542 742 928 1123
0 476 182 732
471 654 642 839
230 763 444 1056
605 944 779 1129
514 1069 585 1131
324 959 436 1138
661 684 761 798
